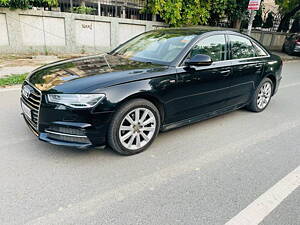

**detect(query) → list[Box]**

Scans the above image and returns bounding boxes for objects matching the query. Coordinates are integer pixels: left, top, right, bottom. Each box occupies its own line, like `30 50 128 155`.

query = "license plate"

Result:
21 102 31 120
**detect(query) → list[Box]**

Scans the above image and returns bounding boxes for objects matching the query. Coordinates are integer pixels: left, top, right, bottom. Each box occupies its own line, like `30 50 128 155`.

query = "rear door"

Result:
226 34 266 106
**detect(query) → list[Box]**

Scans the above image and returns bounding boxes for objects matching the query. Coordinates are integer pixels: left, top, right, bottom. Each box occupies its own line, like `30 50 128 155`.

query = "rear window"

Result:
229 35 256 59
253 42 268 57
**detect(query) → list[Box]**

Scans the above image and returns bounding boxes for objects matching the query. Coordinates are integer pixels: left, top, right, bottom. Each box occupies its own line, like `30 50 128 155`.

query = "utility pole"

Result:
247 10 257 35
70 0 73 12
247 0 261 35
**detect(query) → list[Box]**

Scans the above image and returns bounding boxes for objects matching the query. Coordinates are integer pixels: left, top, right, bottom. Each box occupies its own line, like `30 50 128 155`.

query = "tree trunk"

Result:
277 4 300 32
233 19 242 30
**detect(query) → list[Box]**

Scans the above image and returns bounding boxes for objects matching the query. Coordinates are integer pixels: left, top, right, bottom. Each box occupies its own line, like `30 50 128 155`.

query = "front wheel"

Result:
246 78 273 112
107 99 160 155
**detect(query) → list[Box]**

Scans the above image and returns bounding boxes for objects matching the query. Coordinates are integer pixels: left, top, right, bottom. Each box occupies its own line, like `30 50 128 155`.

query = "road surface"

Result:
0 61 299 225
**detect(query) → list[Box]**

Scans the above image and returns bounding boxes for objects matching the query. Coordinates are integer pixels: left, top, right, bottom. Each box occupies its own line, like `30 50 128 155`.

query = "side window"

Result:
229 35 256 59
253 42 267 56
190 35 226 62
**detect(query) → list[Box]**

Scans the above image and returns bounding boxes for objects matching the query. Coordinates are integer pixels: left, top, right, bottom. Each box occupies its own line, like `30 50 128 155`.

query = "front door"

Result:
166 34 234 122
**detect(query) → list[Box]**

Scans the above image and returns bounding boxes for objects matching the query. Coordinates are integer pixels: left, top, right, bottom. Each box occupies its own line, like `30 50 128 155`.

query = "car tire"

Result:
246 78 273 112
107 99 161 155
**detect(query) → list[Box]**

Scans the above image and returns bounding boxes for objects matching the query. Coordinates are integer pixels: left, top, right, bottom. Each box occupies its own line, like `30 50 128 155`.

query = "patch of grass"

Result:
0 73 28 87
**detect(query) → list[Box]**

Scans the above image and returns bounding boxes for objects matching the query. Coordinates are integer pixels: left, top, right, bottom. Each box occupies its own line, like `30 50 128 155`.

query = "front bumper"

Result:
21 96 114 148
39 132 93 149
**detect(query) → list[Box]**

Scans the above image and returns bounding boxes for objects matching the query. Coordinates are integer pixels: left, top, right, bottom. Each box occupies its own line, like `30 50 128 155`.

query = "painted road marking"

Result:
225 165 300 225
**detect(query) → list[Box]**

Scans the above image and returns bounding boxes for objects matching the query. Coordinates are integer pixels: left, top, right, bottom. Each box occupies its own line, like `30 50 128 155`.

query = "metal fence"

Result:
58 0 156 21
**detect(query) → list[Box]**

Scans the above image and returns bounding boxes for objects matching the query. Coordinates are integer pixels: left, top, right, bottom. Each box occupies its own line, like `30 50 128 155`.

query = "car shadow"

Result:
34 140 118 158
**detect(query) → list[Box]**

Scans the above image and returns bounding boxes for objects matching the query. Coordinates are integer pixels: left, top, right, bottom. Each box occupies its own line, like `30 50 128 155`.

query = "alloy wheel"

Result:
257 81 272 109
118 107 157 150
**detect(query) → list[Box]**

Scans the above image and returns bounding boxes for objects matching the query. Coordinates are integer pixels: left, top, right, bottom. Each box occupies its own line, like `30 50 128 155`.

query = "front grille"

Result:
45 127 91 144
47 126 85 136
45 130 91 144
21 82 42 132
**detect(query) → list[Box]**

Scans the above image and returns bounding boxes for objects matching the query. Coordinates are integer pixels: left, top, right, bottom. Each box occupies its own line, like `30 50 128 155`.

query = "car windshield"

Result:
112 31 196 65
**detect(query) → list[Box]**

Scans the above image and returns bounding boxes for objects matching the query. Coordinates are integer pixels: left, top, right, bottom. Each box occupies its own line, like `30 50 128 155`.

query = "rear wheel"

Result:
107 99 160 155
246 78 273 112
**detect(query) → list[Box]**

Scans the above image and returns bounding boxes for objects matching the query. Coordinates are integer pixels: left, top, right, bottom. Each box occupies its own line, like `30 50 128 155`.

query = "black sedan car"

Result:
282 33 300 55
21 29 282 155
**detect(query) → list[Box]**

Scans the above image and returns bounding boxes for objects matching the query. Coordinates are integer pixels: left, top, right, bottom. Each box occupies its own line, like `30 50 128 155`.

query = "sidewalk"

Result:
272 51 300 61
0 54 88 78
0 52 299 78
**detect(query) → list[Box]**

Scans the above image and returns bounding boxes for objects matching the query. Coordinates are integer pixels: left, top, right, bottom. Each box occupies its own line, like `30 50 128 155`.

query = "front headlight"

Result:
47 94 105 108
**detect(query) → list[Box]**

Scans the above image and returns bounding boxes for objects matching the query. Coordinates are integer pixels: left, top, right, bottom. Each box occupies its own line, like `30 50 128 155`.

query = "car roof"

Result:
156 28 269 67
151 27 239 36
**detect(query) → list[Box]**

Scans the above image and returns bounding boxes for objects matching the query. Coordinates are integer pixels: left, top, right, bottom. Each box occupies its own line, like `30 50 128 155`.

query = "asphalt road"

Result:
0 61 300 225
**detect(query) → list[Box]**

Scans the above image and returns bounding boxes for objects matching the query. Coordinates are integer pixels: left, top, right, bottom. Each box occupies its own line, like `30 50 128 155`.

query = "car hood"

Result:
28 54 167 93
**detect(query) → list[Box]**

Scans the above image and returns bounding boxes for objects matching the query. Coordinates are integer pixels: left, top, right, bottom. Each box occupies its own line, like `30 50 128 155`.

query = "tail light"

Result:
296 38 300 45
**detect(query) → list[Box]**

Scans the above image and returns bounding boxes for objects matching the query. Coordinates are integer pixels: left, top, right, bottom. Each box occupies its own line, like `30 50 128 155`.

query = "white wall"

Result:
0 13 9 46
118 23 146 44
75 19 111 47
20 15 65 46
44 17 66 46
0 8 167 54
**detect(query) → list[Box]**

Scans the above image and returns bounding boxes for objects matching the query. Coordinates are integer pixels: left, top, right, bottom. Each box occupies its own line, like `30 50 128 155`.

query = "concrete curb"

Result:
0 85 21 91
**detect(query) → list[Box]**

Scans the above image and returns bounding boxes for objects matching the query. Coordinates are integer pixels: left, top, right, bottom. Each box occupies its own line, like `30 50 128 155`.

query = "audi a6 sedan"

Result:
21 29 282 155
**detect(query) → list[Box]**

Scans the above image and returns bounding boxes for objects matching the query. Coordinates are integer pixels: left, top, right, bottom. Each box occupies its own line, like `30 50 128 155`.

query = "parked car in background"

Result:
282 33 300 55
21 28 283 155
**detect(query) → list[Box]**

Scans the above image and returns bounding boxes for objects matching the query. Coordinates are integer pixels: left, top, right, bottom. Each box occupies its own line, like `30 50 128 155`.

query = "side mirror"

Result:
185 54 213 67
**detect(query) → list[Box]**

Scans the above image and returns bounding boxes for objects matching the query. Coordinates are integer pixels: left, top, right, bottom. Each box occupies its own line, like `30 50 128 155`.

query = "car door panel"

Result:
164 34 237 123
227 34 265 106
228 59 264 105
165 61 234 122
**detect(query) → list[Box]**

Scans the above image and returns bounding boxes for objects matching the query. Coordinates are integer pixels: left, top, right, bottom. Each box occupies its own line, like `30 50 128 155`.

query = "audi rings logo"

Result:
22 85 31 98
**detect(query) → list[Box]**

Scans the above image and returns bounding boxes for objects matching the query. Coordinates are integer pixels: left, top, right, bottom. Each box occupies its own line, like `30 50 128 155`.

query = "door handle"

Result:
254 64 262 68
219 69 231 76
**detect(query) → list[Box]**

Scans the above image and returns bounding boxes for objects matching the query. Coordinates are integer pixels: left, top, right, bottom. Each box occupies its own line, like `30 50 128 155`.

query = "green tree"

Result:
145 0 210 27
225 0 249 29
9 0 29 9
0 0 58 9
276 0 300 32
146 0 252 28
253 9 263 27
290 11 300 32
73 6 95 14
263 12 274 28
208 0 227 26
0 0 9 7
